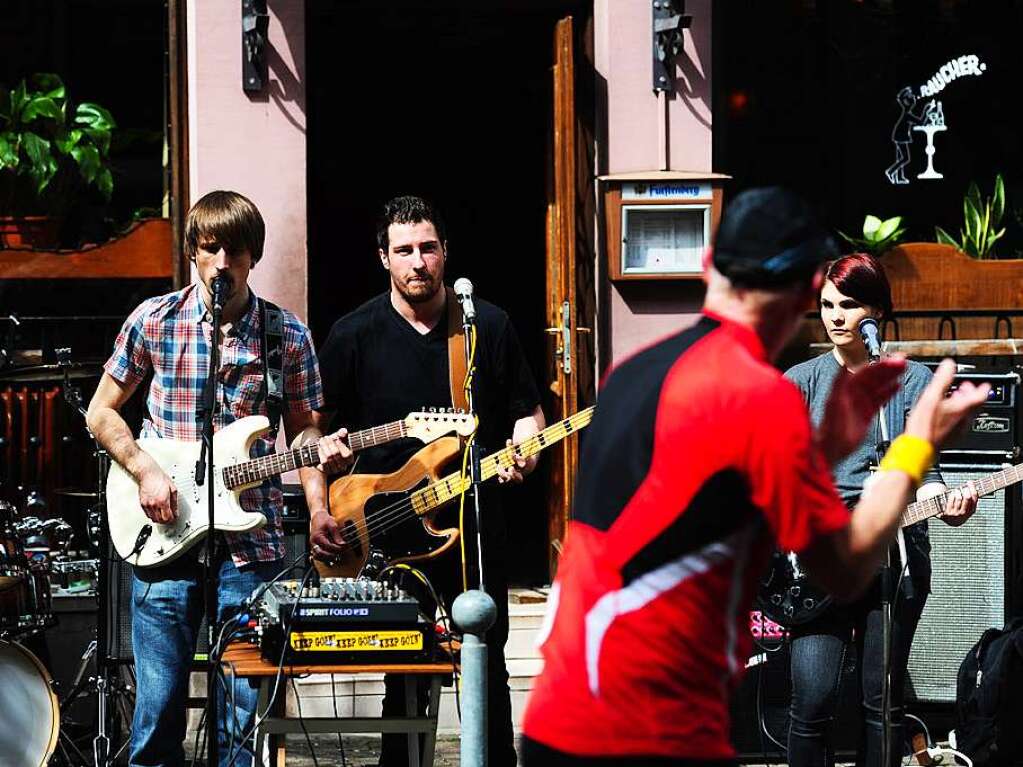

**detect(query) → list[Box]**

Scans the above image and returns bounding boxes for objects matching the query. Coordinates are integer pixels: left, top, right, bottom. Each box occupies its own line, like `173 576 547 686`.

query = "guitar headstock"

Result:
405 408 476 442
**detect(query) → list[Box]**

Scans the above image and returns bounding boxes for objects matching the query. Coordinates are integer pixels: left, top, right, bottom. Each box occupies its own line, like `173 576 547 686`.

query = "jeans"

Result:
787 578 927 767
129 547 281 767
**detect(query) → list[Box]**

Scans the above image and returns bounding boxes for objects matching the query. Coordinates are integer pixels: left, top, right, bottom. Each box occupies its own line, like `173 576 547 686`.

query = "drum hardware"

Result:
54 487 101 499
57 347 133 767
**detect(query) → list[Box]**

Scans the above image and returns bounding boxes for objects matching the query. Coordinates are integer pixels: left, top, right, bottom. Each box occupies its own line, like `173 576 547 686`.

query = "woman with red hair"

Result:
784 253 977 767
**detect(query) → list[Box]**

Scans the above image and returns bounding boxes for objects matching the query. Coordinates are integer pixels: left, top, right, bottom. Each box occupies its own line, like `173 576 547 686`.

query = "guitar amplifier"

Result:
939 371 1019 457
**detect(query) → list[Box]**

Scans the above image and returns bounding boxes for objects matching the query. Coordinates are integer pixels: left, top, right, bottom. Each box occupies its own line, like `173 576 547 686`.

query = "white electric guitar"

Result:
107 410 476 568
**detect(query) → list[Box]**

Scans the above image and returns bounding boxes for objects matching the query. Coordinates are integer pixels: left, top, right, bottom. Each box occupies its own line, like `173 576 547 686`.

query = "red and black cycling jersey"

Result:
522 313 849 759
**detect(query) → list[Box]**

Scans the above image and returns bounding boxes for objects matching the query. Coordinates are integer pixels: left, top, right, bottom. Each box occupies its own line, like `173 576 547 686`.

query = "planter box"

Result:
0 218 172 279
881 242 1023 312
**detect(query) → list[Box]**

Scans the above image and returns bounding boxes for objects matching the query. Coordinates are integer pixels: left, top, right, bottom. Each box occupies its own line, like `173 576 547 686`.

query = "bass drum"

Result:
0 640 59 767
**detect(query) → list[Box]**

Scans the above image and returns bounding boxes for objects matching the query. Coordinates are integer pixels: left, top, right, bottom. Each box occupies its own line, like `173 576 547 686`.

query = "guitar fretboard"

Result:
222 420 408 488
901 462 1023 527
407 406 596 516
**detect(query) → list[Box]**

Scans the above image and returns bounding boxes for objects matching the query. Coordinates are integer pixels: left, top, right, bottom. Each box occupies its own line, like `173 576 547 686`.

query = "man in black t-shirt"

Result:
312 195 545 767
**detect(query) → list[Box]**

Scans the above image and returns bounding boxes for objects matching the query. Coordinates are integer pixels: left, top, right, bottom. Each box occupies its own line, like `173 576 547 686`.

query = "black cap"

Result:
712 187 838 288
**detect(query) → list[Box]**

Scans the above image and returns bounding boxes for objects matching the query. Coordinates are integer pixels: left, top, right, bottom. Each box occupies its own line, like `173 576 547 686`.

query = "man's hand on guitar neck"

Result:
496 405 546 484
316 427 354 475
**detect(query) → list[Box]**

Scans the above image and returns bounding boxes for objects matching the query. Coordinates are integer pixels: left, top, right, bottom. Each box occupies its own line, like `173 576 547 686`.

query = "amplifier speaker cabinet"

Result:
905 460 1022 704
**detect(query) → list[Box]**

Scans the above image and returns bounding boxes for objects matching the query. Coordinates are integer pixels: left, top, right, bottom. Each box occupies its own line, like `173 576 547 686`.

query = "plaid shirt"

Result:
104 284 323 566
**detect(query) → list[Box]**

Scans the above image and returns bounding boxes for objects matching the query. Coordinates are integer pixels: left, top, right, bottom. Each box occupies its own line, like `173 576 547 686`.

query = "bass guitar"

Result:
317 406 595 578
107 410 475 568
757 463 1023 627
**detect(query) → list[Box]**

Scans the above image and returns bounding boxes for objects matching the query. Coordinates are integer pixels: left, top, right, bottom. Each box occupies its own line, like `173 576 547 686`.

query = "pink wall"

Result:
594 0 713 366
187 0 308 321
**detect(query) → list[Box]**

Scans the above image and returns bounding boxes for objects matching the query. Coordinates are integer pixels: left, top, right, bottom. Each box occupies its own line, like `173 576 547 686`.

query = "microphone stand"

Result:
461 307 487 589
195 280 224 767
876 403 895 767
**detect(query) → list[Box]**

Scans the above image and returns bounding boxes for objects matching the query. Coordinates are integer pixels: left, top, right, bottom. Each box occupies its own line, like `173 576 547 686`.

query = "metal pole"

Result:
453 590 496 767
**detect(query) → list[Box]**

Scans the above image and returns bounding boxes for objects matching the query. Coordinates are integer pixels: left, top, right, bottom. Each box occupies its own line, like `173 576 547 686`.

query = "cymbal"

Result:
0 362 102 382
54 487 100 498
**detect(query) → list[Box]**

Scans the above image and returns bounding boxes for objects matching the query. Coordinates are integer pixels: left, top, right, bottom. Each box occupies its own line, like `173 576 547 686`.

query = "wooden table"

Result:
221 642 455 767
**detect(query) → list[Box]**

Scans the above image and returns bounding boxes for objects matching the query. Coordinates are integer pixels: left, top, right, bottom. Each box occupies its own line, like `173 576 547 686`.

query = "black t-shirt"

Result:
318 291 541 476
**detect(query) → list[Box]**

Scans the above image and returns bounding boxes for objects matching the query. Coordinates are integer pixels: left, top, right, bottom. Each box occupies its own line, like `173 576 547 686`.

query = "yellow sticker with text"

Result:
289 630 424 652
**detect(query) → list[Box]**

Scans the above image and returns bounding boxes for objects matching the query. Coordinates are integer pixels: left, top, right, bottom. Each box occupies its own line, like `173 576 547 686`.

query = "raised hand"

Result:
816 356 906 466
905 358 990 447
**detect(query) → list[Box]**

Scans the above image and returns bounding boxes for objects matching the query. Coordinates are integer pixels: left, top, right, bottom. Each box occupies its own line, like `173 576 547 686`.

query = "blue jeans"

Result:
129 548 281 767
787 578 927 767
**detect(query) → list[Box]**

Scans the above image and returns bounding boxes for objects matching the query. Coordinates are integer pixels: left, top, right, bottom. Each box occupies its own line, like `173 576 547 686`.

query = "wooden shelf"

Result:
0 218 172 279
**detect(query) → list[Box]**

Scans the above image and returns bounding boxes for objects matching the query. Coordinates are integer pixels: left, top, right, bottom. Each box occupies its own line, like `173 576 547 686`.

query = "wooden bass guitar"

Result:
317 406 595 578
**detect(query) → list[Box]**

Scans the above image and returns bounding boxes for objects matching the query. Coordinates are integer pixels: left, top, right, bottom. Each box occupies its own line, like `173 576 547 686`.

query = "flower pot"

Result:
0 216 61 250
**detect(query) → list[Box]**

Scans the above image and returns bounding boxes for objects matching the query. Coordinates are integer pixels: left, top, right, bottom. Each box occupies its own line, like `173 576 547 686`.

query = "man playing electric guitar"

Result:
312 195 545 767
783 253 978 767
87 191 353 766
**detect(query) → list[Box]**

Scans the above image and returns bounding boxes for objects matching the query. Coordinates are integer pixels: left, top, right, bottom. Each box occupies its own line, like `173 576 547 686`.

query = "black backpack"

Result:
955 617 1023 767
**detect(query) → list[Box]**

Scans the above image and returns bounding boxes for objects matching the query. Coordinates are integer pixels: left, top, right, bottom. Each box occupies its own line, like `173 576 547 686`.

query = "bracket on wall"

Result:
652 0 692 92
242 0 269 92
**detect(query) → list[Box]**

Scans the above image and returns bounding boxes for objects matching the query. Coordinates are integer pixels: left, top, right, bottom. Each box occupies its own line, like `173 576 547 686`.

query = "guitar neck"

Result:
223 420 408 489
408 406 596 516
901 462 1023 527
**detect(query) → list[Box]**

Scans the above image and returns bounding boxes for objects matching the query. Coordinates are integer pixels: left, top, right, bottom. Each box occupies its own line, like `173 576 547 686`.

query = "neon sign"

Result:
885 54 988 185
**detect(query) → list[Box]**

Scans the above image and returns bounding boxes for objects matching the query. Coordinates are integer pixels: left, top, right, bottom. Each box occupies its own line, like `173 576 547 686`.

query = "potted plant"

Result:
935 174 1006 259
839 214 908 258
0 73 116 249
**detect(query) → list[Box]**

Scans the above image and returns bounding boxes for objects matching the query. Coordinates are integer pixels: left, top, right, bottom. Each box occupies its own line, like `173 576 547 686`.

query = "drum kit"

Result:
1 350 131 767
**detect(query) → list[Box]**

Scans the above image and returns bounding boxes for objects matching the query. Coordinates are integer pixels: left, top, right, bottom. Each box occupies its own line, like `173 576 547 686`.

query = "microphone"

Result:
211 274 230 312
858 317 883 361
453 277 477 323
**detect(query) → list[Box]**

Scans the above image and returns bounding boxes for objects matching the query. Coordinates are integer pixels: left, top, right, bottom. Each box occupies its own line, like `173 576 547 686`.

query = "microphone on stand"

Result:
858 317 883 361
453 277 477 323
211 274 230 312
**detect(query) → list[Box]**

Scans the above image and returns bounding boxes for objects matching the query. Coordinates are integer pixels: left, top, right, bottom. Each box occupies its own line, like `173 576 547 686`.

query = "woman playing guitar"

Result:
783 253 977 767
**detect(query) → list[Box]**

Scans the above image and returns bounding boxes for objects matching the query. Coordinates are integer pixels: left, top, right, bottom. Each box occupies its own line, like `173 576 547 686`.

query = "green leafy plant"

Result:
838 214 907 257
0 73 116 216
935 174 1006 259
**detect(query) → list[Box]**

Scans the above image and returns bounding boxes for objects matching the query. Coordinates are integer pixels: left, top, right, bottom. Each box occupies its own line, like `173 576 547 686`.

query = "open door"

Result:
545 15 595 576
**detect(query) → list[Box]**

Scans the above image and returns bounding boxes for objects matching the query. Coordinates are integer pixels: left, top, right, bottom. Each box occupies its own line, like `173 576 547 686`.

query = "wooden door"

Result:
545 15 594 576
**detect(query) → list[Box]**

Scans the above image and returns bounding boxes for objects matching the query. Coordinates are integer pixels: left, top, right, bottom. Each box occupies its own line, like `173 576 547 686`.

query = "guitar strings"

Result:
346 410 595 544
352 408 595 542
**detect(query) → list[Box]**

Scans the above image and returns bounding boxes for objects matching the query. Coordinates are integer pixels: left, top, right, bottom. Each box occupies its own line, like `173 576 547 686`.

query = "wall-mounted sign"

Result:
622 182 713 201
885 54 987 185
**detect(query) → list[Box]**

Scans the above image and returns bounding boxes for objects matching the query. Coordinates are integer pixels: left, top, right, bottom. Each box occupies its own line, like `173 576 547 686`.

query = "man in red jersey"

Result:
521 188 989 767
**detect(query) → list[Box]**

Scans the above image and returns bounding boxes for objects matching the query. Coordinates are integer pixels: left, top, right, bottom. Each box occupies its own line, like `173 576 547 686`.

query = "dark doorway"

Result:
307 0 591 585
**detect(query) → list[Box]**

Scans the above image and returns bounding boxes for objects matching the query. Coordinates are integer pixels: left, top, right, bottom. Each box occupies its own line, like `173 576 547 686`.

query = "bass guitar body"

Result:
318 437 462 578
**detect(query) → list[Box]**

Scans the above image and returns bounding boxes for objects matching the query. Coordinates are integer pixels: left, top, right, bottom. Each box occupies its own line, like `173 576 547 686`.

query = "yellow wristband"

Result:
878 434 935 487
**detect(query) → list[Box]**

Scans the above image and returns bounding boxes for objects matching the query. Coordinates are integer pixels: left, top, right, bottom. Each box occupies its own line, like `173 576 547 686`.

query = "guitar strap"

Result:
445 286 469 413
259 297 286 438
